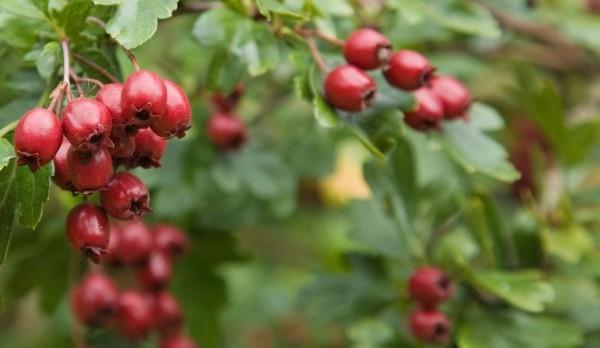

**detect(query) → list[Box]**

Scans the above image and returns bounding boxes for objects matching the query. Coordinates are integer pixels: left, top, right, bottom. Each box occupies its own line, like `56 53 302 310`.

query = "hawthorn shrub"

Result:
0 1 600 348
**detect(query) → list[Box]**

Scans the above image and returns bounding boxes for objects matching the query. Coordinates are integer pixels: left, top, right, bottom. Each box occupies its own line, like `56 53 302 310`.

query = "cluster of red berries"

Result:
407 266 454 344
323 28 472 131
206 84 248 151
71 222 196 348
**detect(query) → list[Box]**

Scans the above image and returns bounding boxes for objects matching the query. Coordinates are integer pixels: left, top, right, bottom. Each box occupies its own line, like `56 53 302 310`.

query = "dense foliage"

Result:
2 0 600 347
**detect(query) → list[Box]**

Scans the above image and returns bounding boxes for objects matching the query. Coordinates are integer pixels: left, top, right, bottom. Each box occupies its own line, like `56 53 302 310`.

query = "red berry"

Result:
343 28 391 70
211 83 245 112
428 76 472 119
66 203 110 262
137 251 172 292
14 107 62 171
67 147 113 193
115 222 153 265
129 128 166 168
151 80 192 138
101 172 151 220
52 137 75 191
404 88 444 131
206 113 247 151
384 50 434 91
324 65 376 112
121 70 167 128
161 336 197 348
587 0 600 12
110 134 136 167
103 224 123 267
153 292 183 337
97 83 137 136
408 266 453 308
116 291 154 340
63 98 113 152
154 224 188 260
409 309 451 343
71 273 119 326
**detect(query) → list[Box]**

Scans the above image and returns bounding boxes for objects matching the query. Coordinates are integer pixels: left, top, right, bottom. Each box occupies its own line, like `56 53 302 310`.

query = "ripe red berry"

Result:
97 83 137 136
67 147 113 193
101 172 151 220
130 128 166 168
154 224 188 260
153 292 183 337
66 203 110 262
121 70 167 128
211 83 245 112
103 224 123 266
409 309 451 343
116 291 154 340
206 113 247 151
161 336 197 348
52 137 74 191
110 134 136 167
324 65 376 112
404 88 444 131
14 107 62 171
137 251 172 292
71 273 119 326
408 266 453 308
115 222 153 265
62 98 113 152
384 50 434 91
151 80 192 138
343 28 391 70
428 76 472 119
587 0 600 12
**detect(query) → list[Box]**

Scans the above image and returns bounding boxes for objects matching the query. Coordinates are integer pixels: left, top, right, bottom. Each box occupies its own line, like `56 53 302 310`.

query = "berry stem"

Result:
61 39 72 86
70 71 85 97
86 16 141 71
73 76 105 89
73 53 120 83
47 81 68 113
306 37 328 73
297 28 345 47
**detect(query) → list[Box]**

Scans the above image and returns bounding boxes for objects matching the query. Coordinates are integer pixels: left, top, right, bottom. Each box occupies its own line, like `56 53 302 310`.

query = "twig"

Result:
306 37 328 73
297 28 345 47
61 40 71 87
47 81 68 113
70 71 85 97
86 16 140 71
177 1 221 13
73 53 120 83
75 76 105 88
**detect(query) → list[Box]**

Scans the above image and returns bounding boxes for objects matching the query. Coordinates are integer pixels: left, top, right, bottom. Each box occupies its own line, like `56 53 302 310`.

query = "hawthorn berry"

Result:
404 88 444 131
71 273 119 326
66 203 110 262
62 98 113 152
52 137 74 191
324 65 376 112
110 134 136 167
116 291 155 340
384 50 434 91
587 0 600 12
115 222 153 265
153 292 183 337
130 128 166 168
409 309 451 343
211 83 245 112
206 113 247 151
150 80 192 138
96 83 136 136
408 266 453 308
121 70 167 128
428 76 472 119
103 224 122 267
137 251 172 292
14 107 62 171
161 336 197 348
101 172 151 220
154 224 188 260
67 147 113 193
343 28 391 70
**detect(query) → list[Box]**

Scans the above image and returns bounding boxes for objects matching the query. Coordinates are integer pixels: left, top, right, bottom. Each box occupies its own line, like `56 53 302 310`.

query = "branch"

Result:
306 37 328 74
87 17 140 71
73 53 120 83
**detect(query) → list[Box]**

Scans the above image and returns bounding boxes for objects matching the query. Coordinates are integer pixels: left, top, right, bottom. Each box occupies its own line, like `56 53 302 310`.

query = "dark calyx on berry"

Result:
101 172 151 220
384 50 434 91
409 309 451 343
404 88 444 131
67 147 113 193
66 203 110 262
324 65 377 112
121 70 167 128
130 128 166 168
62 98 113 152
408 266 453 307
343 28 392 70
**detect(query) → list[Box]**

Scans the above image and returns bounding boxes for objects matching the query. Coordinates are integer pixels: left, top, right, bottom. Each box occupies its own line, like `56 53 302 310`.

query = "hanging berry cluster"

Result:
407 267 454 344
206 84 248 151
323 28 472 131
71 223 195 348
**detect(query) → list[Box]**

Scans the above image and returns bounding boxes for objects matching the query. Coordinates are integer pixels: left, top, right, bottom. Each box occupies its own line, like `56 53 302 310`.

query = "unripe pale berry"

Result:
206 113 247 151
121 70 167 128
151 80 192 138
66 203 110 262
428 76 472 119
404 88 444 131
137 251 172 292
384 50 434 91
96 83 137 136
52 137 74 191
67 147 113 193
408 266 453 308
343 28 391 70
62 98 113 152
101 172 151 220
409 309 451 343
154 224 188 260
161 336 197 348
71 273 119 326
129 128 166 168
324 65 376 112
116 291 154 340
115 222 153 266
153 292 183 337
14 107 62 171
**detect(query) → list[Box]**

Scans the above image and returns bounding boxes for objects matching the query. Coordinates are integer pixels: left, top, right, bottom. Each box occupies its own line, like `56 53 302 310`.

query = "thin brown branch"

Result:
87 16 140 71
306 37 328 74
70 71 85 97
73 53 120 83
47 82 67 113
177 1 221 13
297 28 345 47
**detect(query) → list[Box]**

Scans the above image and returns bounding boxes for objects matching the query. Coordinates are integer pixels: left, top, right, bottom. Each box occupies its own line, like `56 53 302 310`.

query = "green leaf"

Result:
348 318 394 348
546 225 594 264
103 0 178 49
425 1 501 38
468 102 504 131
36 42 60 80
193 7 243 48
0 0 46 19
308 64 340 128
52 0 93 41
15 164 52 229
548 276 600 332
0 160 18 266
93 0 119 4
255 0 305 19
234 23 279 76
0 139 15 171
